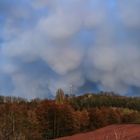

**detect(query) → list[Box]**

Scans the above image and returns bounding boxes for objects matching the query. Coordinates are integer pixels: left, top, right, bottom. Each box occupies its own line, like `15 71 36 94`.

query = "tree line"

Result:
68 92 140 111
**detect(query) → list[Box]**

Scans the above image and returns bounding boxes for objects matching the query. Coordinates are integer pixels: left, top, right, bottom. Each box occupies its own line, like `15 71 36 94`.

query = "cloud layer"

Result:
0 0 140 98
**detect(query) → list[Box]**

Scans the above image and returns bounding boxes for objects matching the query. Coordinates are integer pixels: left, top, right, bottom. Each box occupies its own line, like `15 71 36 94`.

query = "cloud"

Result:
0 0 140 98
88 44 140 94
118 0 140 28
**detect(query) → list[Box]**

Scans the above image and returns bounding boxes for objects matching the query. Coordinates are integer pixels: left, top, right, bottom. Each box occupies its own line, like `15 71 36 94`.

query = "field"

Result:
56 124 140 140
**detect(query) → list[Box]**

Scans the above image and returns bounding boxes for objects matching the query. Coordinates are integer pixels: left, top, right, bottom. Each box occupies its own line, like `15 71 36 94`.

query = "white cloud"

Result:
1 0 140 98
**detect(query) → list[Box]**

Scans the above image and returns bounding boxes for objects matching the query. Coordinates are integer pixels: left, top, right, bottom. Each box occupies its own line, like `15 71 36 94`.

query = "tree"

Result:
75 110 89 132
88 108 105 129
36 100 79 139
55 88 65 104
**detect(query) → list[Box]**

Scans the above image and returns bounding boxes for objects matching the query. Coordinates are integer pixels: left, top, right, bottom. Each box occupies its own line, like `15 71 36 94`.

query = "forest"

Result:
0 89 139 140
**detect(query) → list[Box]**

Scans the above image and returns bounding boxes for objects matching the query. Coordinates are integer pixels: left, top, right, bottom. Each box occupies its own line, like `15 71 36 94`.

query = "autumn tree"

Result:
36 100 79 139
88 108 105 129
75 110 89 132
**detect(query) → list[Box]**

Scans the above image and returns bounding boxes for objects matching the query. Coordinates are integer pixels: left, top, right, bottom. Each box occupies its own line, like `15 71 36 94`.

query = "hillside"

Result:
56 124 140 140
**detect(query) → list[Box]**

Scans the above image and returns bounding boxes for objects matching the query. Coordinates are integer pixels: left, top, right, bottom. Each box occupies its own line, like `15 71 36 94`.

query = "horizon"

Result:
0 90 139 100
0 0 140 98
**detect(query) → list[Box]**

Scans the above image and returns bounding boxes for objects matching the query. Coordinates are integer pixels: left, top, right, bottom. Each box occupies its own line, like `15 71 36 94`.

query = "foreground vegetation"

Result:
0 90 139 140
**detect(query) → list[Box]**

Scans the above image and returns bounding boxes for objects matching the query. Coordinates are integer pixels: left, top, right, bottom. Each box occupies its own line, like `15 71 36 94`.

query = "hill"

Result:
56 124 140 140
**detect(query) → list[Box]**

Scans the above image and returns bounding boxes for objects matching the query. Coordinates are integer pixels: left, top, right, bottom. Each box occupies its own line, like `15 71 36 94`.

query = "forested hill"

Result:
67 92 140 111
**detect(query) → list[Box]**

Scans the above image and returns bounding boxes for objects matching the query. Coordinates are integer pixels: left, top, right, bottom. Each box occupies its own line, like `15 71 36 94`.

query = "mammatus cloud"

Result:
0 0 140 98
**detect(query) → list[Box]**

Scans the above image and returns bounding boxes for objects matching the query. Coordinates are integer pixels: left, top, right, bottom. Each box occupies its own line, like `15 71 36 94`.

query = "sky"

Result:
0 0 140 98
